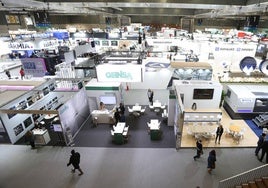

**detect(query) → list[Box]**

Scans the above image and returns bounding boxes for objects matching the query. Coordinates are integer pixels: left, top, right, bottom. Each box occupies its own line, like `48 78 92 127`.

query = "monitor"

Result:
99 95 116 105
193 89 214 100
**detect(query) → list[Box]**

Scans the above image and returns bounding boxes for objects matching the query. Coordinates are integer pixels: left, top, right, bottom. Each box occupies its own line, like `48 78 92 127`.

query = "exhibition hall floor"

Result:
0 145 265 188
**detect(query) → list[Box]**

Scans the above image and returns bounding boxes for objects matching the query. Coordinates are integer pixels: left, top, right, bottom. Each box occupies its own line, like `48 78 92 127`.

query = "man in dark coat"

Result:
67 150 84 175
193 140 203 160
255 133 266 156
259 137 268 163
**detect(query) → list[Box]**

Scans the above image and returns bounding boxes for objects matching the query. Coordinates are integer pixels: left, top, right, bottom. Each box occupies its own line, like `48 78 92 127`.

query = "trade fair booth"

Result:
85 78 123 124
172 80 223 148
0 79 90 146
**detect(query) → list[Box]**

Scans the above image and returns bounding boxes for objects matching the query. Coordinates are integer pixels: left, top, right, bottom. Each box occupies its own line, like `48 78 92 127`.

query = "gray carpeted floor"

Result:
74 105 175 148
0 145 265 188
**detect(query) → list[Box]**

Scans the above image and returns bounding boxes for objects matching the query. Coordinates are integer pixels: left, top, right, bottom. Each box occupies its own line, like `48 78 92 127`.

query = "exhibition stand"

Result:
0 79 90 146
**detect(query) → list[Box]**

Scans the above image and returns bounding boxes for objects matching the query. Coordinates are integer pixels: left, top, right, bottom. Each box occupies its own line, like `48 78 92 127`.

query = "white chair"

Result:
124 126 129 132
128 106 133 114
111 130 114 136
141 107 146 114
147 122 151 128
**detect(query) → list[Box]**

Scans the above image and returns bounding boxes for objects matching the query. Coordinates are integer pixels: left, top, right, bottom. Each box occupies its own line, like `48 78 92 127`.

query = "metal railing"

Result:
218 164 268 188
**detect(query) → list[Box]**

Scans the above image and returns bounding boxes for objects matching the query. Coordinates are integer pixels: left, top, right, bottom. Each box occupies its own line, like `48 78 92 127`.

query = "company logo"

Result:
43 40 58 48
146 62 169 68
8 43 33 49
105 71 133 80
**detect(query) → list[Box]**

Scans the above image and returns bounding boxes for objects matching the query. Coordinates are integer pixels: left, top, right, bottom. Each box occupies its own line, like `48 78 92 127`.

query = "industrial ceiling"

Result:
1 0 268 21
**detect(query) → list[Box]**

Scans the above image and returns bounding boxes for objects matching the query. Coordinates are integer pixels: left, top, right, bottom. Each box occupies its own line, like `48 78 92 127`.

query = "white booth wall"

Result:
127 57 174 90
85 79 122 113
173 80 223 109
58 89 90 145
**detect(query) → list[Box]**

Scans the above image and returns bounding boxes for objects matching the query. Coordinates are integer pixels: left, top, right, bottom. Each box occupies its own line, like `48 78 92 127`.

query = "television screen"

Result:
193 89 214 99
111 41 118 46
100 95 116 105
23 117 33 128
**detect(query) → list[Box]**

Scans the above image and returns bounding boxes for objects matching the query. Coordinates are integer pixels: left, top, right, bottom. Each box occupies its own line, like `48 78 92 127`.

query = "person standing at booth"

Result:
19 67 25 80
114 108 120 124
147 89 154 105
25 130 35 149
119 103 125 115
215 124 224 144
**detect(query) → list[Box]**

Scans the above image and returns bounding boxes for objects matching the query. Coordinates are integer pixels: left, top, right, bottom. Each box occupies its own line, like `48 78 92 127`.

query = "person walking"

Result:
67 150 84 175
215 124 224 144
255 133 266 156
259 138 268 163
193 140 203 160
207 150 217 174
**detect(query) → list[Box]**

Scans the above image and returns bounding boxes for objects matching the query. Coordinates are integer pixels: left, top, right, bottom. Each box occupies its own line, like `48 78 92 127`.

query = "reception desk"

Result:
32 129 51 145
91 110 115 124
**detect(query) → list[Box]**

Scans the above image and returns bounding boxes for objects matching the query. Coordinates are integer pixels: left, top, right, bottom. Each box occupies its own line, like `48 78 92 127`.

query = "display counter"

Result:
91 110 115 124
184 108 222 123
32 129 51 145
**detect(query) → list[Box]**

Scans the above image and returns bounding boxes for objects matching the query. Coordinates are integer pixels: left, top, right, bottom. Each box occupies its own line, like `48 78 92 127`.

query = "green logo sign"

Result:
105 71 133 80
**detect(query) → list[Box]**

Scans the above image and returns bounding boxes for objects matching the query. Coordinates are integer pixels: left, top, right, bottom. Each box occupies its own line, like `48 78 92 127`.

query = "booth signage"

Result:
8 42 34 50
105 71 132 80
41 40 59 48
96 64 142 82
21 58 47 77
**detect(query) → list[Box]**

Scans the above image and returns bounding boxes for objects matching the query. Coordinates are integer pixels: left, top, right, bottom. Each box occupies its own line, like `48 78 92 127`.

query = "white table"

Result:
44 114 58 120
114 122 126 134
132 105 142 112
149 119 160 130
91 110 114 124
153 101 162 108
190 125 216 134
32 129 51 145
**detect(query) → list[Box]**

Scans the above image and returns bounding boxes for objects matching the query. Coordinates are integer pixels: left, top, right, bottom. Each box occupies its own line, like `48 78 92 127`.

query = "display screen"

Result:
13 124 24 136
193 89 214 99
23 117 33 128
99 95 116 105
111 41 118 46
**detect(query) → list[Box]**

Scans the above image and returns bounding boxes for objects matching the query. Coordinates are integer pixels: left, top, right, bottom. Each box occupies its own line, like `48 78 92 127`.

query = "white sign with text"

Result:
96 64 142 82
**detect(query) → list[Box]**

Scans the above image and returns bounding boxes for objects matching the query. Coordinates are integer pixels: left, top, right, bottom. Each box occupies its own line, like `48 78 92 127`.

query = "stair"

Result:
236 177 268 188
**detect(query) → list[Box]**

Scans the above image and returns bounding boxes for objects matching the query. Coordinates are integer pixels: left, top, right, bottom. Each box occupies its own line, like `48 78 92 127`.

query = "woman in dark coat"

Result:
207 150 216 174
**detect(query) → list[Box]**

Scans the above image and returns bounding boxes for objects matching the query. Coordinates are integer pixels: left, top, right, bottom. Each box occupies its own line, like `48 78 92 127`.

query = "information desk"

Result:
91 110 115 124
32 129 51 145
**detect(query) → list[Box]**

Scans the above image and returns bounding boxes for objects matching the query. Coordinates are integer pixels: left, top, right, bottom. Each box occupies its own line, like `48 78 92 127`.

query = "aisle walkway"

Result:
0 145 264 188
